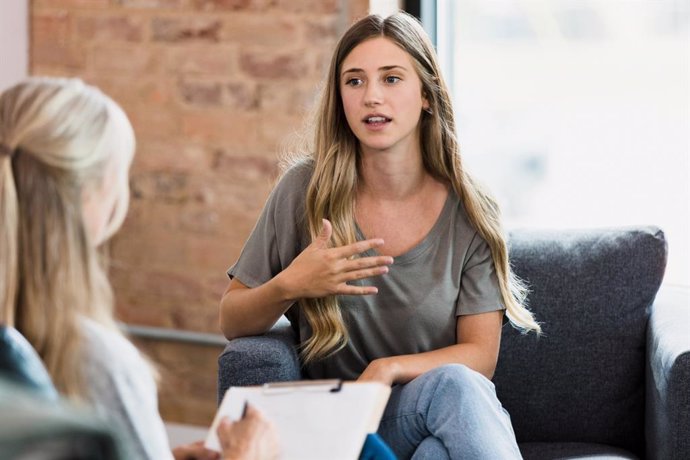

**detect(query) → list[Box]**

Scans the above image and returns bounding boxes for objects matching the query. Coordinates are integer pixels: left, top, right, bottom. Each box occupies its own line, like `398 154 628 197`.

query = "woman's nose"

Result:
363 81 383 107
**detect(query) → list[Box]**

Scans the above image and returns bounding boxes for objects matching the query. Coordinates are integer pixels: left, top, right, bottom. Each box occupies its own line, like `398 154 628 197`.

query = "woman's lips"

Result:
363 115 391 130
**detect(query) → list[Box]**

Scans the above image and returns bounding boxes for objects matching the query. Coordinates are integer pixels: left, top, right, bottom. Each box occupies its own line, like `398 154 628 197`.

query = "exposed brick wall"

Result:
30 0 369 424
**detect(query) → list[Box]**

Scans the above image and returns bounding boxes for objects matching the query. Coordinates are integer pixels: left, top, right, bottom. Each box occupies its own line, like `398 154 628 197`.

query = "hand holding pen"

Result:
217 403 280 460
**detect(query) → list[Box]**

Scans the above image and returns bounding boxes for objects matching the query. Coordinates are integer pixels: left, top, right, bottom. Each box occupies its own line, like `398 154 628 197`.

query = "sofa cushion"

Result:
519 441 638 459
495 227 666 457
217 317 300 402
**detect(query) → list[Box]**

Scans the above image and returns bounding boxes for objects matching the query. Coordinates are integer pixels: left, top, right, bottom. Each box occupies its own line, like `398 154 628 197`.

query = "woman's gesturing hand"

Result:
276 219 394 300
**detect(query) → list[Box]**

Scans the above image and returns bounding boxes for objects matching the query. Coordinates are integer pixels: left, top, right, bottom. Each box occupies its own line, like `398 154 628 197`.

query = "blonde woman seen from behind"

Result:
0 77 278 460
220 12 540 459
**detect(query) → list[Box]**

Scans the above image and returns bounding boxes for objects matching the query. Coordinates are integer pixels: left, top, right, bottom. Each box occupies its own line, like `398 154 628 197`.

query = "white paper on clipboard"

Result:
205 380 391 460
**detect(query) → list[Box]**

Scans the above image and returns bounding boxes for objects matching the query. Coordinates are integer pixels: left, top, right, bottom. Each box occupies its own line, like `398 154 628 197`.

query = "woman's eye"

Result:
385 76 401 84
345 78 363 87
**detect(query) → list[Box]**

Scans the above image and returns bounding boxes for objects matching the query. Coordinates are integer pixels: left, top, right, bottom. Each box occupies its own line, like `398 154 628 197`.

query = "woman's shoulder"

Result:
79 317 150 379
264 158 314 216
276 158 314 191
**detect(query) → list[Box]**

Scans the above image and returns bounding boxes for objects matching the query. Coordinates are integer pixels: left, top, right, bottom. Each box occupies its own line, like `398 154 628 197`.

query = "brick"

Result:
349 0 369 21
305 17 340 42
258 82 316 115
127 108 181 141
274 0 340 14
86 76 174 107
33 0 110 7
197 169 274 210
211 152 278 182
169 303 220 331
178 207 220 234
31 10 86 70
185 234 244 275
130 171 190 203
32 10 70 44
134 140 211 173
313 49 333 77
32 43 86 70
165 44 238 76
221 15 299 47
225 81 259 110
191 0 252 10
76 14 144 42
180 110 260 145
115 0 188 8
114 267 206 305
239 50 306 79
258 113 305 150
110 230 188 272
151 17 222 43
89 44 160 75
177 79 223 107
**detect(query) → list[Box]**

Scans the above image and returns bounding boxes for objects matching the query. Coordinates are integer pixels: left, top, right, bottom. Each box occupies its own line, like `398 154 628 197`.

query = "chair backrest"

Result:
0 378 122 460
0 325 124 459
494 227 667 457
0 325 58 401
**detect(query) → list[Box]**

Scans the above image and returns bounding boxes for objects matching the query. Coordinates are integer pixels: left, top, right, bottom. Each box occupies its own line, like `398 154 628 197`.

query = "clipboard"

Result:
205 379 391 460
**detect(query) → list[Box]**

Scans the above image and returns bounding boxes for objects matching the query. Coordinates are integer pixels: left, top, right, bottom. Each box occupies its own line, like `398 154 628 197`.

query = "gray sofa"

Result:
218 226 690 459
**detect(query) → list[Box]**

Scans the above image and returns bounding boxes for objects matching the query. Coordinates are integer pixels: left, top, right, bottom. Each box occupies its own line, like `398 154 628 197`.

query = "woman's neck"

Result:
357 145 428 201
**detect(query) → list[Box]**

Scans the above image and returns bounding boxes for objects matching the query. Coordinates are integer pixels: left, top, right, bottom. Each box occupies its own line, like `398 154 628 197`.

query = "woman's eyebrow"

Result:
341 65 408 76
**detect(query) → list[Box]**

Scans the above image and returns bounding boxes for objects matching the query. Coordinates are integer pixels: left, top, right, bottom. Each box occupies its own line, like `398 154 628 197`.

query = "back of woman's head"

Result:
0 77 135 399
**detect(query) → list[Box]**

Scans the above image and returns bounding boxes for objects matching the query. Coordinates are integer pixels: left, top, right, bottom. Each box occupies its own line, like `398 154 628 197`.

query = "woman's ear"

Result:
421 90 431 112
422 97 432 115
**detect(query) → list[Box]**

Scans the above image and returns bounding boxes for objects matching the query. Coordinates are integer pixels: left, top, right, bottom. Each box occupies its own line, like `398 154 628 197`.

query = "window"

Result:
429 0 689 286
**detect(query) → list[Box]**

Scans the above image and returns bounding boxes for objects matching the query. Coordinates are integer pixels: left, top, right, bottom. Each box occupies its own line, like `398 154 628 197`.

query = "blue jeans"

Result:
376 364 522 459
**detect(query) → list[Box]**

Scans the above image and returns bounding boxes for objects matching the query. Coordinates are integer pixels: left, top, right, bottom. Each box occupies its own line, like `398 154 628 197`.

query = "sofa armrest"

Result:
646 286 690 460
217 317 302 403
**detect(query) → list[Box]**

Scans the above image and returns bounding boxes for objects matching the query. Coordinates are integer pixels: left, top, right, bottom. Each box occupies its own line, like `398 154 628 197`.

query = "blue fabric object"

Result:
377 364 521 459
0 325 58 401
360 433 397 460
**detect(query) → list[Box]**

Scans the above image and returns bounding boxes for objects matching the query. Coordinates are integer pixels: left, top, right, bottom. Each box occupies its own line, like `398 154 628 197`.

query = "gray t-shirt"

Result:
228 161 505 380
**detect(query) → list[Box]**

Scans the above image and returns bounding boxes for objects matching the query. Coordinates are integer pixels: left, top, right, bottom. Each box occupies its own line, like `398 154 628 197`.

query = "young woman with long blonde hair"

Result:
220 12 540 459
0 77 278 460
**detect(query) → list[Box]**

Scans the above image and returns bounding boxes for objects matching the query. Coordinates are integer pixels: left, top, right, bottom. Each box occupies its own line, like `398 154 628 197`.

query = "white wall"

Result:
0 1 29 92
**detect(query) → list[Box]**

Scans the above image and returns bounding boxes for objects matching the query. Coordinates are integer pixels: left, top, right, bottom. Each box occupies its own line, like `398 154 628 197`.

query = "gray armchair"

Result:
218 227 689 459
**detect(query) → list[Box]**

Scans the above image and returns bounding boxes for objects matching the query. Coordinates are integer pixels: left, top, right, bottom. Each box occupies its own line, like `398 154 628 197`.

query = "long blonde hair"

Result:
0 77 135 400
287 12 541 364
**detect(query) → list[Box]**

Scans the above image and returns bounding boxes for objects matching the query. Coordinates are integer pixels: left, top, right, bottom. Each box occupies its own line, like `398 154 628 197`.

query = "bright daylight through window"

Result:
429 0 689 286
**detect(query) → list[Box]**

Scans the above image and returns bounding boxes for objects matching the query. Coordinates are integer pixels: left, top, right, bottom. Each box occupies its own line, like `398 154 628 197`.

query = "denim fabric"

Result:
377 364 521 460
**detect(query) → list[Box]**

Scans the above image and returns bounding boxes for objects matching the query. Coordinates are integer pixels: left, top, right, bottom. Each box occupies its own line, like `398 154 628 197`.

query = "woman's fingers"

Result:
344 255 394 270
337 284 379 295
339 266 389 283
334 238 385 258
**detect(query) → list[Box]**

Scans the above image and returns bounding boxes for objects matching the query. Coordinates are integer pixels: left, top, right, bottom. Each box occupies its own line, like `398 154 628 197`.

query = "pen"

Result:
241 401 248 418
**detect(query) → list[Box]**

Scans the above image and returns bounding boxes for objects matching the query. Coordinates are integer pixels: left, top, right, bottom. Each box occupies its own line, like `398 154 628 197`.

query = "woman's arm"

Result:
220 219 394 339
358 310 503 385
